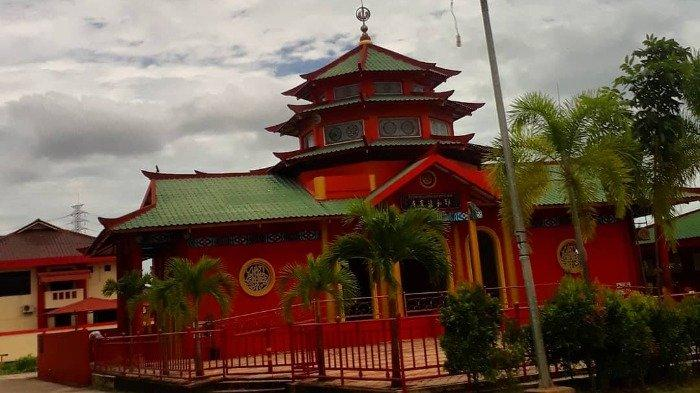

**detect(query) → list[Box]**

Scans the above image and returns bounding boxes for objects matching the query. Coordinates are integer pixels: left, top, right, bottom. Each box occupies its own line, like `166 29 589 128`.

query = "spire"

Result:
356 4 371 44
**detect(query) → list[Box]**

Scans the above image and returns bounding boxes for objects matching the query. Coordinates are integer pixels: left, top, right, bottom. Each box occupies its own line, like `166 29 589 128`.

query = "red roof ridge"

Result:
98 205 155 230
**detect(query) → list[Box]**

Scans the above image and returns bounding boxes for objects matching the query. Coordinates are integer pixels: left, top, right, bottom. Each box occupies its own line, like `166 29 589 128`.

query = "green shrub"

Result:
679 295 700 350
439 284 501 382
540 277 605 381
490 319 528 383
0 355 37 375
595 290 654 388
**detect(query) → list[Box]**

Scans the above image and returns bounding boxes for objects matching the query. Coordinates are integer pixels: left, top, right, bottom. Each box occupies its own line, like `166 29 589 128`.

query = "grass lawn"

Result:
0 355 37 375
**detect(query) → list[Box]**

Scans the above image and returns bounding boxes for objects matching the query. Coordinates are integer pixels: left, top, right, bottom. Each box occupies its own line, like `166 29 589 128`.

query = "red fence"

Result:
38 329 92 386
88 288 698 389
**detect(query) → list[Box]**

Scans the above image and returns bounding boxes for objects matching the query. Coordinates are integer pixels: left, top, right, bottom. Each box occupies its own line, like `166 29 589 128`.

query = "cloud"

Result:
0 0 698 233
2 93 168 160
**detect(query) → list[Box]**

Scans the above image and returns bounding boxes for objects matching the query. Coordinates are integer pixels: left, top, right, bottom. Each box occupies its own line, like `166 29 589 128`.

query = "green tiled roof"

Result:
115 175 353 230
317 47 421 80
676 209 700 240
318 52 361 79
537 166 606 206
636 209 700 244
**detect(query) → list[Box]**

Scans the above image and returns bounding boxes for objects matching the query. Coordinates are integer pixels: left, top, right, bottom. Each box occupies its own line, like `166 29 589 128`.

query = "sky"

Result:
0 0 698 234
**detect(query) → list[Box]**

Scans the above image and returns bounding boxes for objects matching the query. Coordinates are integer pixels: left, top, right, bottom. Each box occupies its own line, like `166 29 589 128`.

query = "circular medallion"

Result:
419 171 437 189
400 120 416 135
356 6 371 22
381 121 397 136
345 123 360 139
239 258 275 297
327 127 342 142
557 239 583 274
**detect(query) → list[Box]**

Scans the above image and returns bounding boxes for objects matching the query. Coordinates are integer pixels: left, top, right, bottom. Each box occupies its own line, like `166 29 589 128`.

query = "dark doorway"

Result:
93 309 117 323
400 259 447 315
345 259 373 320
53 313 72 327
478 230 501 299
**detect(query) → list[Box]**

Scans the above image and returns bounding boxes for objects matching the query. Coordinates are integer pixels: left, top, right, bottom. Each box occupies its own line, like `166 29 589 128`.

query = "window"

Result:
104 264 112 272
324 120 364 145
0 271 31 297
49 281 74 291
333 84 360 100
373 82 402 95
412 84 426 93
430 119 450 136
379 117 421 138
303 132 316 148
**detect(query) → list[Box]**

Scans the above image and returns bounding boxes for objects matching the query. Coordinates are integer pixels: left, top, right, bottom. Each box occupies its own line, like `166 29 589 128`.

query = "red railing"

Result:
90 288 699 388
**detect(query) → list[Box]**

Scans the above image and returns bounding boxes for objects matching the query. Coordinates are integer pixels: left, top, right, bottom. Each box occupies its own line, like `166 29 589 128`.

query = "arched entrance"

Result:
344 259 374 320
400 259 447 315
477 229 502 300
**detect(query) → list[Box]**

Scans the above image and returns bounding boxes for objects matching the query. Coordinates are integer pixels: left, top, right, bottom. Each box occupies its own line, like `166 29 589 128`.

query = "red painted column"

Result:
37 280 47 328
420 114 431 138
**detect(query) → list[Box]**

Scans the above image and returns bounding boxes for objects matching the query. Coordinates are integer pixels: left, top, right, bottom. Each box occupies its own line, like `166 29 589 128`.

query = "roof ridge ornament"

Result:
356 3 371 44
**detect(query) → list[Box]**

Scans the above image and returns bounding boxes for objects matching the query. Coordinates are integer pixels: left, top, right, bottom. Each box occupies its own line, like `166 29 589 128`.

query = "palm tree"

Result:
490 90 634 282
278 255 359 376
102 270 152 335
165 256 235 377
325 201 450 386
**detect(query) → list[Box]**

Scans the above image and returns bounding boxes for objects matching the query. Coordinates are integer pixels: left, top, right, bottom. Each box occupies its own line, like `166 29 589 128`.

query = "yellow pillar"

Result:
371 281 380 319
313 176 326 200
369 174 377 191
500 222 520 304
392 262 404 317
468 220 483 284
463 235 474 283
452 227 464 286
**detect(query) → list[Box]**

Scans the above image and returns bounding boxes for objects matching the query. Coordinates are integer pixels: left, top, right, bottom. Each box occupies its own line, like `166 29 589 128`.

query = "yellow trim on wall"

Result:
477 226 508 306
369 174 377 191
313 176 327 200
392 263 404 317
500 222 520 304
468 220 483 284
451 226 464 285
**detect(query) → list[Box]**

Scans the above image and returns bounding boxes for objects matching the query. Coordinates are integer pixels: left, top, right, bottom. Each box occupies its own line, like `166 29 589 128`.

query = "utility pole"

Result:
70 203 88 233
478 0 557 389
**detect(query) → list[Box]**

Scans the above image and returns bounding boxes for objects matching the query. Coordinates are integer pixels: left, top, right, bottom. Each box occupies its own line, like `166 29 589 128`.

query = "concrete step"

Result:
207 378 290 393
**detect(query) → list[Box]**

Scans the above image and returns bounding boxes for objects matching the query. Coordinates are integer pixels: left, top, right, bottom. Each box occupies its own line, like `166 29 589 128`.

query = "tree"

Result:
490 90 634 282
325 201 450 386
614 35 700 290
278 255 359 376
439 285 501 384
102 270 152 334
165 256 235 377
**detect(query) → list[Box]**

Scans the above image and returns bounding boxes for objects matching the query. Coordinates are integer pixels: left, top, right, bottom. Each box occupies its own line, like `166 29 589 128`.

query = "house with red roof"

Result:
0 219 116 360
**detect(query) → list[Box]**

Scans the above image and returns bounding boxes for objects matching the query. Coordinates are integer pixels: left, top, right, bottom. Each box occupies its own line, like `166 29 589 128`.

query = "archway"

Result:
400 259 447 315
344 259 374 320
477 229 502 300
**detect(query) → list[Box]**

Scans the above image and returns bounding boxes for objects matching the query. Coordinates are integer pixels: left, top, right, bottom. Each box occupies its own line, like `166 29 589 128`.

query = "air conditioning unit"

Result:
21 305 35 315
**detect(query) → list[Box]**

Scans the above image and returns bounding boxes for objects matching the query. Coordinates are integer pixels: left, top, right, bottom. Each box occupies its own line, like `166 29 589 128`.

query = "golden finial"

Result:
356 4 371 44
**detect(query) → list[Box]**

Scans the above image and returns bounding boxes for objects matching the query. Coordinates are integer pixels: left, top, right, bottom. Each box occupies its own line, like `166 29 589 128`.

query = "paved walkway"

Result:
0 373 107 393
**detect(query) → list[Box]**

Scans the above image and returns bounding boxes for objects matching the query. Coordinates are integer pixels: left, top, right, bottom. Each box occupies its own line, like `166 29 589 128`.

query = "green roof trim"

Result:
301 95 438 113
115 176 353 230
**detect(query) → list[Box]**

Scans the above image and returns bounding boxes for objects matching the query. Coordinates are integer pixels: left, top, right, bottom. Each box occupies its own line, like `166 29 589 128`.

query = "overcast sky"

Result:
0 0 697 234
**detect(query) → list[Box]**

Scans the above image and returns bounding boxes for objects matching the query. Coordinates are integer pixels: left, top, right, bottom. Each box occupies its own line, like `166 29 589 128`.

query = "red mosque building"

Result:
88 33 644 331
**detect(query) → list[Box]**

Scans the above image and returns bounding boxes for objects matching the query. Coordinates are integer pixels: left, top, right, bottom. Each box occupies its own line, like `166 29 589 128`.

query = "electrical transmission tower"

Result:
69 203 89 233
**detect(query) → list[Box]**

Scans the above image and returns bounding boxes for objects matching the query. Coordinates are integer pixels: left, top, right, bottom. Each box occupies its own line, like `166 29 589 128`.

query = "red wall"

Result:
37 329 91 387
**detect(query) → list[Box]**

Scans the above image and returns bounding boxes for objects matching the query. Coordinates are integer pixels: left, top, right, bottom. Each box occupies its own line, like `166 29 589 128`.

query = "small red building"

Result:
89 34 645 331
0 219 116 360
